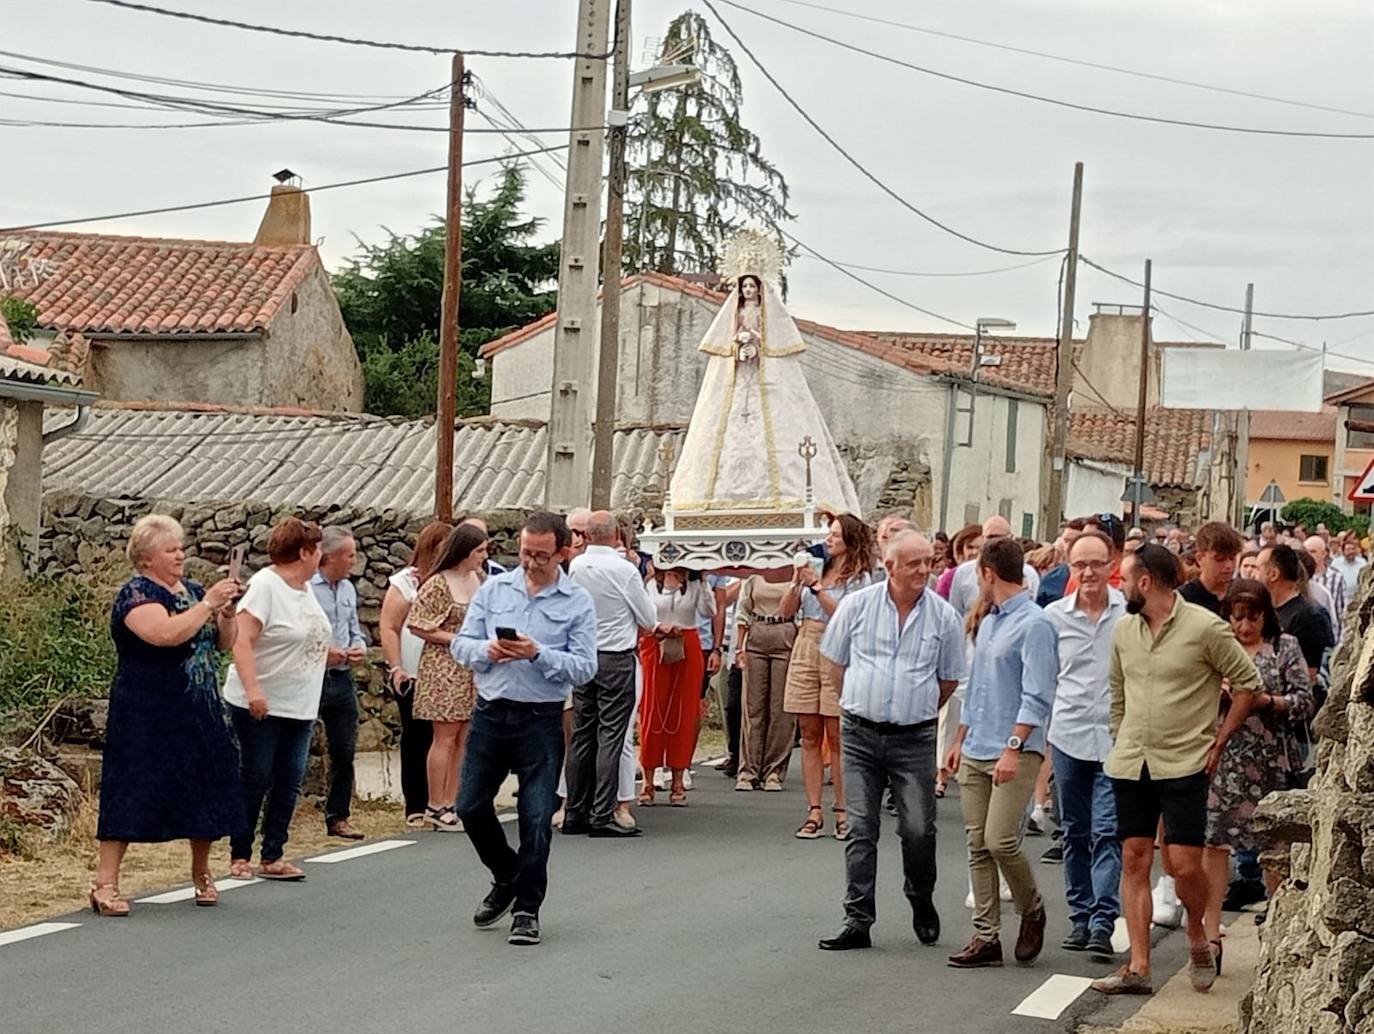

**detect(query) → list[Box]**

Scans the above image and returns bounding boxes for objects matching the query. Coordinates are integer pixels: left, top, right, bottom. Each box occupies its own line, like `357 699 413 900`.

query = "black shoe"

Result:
818 926 871 951
559 818 591 835
721 759 739 778
1221 879 1267 912
1040 843 1064 864
912 902 941 945
588 821 643 838
508 912 541 946
1062 924 1090 951
1086 929 1115 957
473 882 516 928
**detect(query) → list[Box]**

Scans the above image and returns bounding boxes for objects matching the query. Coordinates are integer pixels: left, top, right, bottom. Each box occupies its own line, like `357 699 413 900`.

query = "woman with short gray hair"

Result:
93 514 244 916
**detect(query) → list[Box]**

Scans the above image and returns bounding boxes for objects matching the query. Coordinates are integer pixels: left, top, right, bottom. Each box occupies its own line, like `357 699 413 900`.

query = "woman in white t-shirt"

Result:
379 521 452 828
224 518 333 881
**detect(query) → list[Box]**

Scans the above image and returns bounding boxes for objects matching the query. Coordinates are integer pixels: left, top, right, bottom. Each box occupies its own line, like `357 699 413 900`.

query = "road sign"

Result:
1349 457 1374 501
1259 480 1286 506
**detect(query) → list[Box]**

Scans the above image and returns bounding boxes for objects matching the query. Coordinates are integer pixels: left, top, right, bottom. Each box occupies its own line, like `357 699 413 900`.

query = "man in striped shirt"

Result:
815 531 966 952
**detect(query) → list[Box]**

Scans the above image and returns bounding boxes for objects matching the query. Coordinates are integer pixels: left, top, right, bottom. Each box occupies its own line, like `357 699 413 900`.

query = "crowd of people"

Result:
90 503 1354 982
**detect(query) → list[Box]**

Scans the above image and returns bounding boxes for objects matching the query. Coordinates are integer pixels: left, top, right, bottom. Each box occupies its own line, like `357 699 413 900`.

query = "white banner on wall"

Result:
1161 348 1323 411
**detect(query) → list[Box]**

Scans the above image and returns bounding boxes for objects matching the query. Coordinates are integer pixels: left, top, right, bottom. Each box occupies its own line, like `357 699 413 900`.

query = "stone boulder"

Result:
51 699 110 748
0 747 83 842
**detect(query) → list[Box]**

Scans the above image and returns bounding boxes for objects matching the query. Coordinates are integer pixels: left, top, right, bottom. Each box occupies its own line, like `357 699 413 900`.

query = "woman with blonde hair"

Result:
91 515 244 916
379 520 453 827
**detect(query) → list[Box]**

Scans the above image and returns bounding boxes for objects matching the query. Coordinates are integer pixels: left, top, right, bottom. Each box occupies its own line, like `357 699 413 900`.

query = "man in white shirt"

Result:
1045 530 1126 958
564 511 659 838
1329 537 1368 599
947 515 1041 616
815 531 966 952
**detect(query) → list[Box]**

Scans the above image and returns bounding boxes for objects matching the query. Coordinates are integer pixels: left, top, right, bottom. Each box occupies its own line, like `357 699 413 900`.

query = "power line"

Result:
701 0 1063 258
0 143 571 233
82 0 614 59
712 0 1374 140
759 0 1374 123
1080 256 1374 321
797 253 1060 278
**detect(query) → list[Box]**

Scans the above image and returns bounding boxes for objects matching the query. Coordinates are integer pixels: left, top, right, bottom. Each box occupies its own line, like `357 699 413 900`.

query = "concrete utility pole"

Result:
435 53 469 522
1129 260 1152 528
545 0 611 512
1041 161 1084 536
590 0 631 510
1233 282 1255 527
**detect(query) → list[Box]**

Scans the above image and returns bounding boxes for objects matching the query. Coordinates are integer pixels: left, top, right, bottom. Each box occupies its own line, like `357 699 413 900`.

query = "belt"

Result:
597 647 638 656
843 711 937 734
753 615 793 625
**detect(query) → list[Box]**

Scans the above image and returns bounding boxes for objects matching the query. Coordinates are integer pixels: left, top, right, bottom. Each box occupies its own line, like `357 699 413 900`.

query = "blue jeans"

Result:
839 713 938 931
1052 746 1121 934
229 706 313 863
455 697 565 915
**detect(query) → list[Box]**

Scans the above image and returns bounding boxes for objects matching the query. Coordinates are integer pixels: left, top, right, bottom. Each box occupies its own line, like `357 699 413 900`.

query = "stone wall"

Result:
1244 571 1374 1033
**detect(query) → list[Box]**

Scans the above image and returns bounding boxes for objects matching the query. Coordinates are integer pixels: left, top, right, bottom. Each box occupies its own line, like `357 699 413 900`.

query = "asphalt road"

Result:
1 764 1184 1034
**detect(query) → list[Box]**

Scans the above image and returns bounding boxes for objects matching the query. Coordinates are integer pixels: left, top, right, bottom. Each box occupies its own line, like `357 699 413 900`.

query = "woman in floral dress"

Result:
1202 579 1313 965
407 523 487 831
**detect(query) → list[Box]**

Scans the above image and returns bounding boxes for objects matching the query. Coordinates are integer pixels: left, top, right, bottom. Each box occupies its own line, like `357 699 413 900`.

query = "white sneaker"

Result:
1027 803 1047 836
965 886 975 909
1152 875 1183 929
683 769 694 791
653 769 669 792
1000 875 1013 902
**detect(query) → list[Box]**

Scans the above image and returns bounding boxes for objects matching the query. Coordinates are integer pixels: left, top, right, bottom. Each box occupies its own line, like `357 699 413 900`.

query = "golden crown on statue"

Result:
719 227 784 287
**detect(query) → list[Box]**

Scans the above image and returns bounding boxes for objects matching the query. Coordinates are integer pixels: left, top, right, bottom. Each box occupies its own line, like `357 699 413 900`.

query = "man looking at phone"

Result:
452 512 598 946
310 527 367 841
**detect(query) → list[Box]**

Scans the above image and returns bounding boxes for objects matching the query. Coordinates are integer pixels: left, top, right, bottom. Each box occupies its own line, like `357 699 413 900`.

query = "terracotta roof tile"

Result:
0 231 317 336
1250 407 1336 442
1068 407 1212 489
856 332 1059 397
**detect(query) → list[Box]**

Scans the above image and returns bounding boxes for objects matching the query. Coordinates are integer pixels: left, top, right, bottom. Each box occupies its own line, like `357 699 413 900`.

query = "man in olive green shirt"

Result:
1094 545 1258 998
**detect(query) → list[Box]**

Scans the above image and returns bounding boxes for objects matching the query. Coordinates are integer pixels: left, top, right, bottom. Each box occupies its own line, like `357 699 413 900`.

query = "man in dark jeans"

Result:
814 531 966 952
452 512 598 946
310 527 367 840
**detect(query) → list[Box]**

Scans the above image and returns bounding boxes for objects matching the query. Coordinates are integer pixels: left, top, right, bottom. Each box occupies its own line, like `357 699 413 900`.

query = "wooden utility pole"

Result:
1233 282 1255 527
590 0 631 510
1041 161 1083 536
1129 260 1152 527
545 0 611 511
435 53 467 522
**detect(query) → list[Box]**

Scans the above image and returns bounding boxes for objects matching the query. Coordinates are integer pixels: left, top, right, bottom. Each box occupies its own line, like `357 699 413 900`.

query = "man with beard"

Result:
1093 545 1258 996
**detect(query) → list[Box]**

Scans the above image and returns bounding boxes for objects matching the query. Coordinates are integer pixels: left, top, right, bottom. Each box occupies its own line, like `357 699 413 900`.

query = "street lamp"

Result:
628 64 698 94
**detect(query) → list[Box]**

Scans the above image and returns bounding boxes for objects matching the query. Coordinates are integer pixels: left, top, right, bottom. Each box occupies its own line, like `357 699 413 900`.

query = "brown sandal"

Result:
834 807 851 841
795 806 824 840
89 882 130 917
256 860 307 882
670 789 688 807
193 872 219 907
638 787 656 807
227 858 254 880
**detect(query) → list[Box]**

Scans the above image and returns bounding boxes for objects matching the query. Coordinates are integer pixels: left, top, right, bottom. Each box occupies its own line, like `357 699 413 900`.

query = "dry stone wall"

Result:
1246 571 1374 1034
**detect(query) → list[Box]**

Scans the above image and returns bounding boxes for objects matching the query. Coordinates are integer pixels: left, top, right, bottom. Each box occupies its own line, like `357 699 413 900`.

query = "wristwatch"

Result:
1006 735 1024 751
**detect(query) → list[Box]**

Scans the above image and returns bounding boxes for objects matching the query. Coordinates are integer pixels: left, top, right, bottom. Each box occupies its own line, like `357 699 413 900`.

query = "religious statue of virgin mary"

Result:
667 229 862 521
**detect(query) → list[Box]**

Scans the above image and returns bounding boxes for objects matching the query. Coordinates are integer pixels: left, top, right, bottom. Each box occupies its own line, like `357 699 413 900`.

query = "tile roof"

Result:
0 314 82 387
40 404 683 515
0 231 317 336
1068 407 1212 489
1249 407 1337 442
856 332 1059 397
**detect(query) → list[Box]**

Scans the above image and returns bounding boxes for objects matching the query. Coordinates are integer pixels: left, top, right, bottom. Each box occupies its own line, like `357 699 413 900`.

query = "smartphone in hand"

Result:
495 626 519 641
227 543 247 583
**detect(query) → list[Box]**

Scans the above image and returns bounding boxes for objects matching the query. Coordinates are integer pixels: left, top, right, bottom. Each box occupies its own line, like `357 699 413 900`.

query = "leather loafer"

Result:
912 902 940 945
588 822 643 838
818 926 871 951
1085 929 1115 957
947 937 1003 968
1015 905 1048 964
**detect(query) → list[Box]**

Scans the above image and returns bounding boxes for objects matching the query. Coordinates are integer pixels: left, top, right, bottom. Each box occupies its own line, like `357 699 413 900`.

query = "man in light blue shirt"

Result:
450 512 598 947
815 531 966 953
310 526 367 841
946 537 1058 970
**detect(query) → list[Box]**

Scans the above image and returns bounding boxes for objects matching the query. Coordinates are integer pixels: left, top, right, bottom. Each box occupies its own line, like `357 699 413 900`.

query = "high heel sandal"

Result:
638 787 656 807
833 806 850 842
1211 938 1223 976
89 882 130 917
193 872 219 907
669 787 688 807
796 806 824 840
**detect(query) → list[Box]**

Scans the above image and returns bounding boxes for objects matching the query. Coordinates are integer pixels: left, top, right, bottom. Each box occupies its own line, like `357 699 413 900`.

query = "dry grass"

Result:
0 796 408 930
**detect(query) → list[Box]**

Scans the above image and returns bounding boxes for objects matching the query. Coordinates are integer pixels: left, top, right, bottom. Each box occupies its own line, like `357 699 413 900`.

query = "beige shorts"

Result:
783 623 842 717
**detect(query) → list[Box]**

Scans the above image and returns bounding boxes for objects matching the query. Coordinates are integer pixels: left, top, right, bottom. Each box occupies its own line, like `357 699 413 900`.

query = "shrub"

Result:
1280 498 1348 535
0 296 39 343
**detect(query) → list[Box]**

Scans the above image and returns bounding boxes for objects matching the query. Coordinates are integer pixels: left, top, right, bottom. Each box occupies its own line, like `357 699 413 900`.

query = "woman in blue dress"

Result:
93 514 244 917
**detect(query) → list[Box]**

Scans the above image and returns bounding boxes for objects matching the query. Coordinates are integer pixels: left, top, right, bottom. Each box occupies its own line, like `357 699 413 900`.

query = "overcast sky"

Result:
3 0 1371 367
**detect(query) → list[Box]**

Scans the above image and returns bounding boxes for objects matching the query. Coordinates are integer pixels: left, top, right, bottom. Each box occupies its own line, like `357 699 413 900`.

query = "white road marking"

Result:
137 878 263 904
305 839 416 864
0 922 81 947
500 812 518 824
1011 974 1095 1019
1112 916 1131 954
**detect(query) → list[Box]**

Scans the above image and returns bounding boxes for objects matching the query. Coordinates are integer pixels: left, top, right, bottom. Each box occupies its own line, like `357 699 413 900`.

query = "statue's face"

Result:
741 277 759 301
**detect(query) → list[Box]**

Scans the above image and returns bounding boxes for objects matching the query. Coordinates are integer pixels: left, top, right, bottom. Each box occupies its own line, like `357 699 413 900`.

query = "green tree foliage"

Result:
623 11 793 276
0 296 39 343
1280 497 1350 533
333 164 558 418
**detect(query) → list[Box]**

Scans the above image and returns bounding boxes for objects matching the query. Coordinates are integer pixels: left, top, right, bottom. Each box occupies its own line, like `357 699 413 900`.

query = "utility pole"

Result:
1233 283 1255 527
435 53 468 522
1041 161 1083 536
1129 260 1152 528
590 0 630 510
545 0 611 511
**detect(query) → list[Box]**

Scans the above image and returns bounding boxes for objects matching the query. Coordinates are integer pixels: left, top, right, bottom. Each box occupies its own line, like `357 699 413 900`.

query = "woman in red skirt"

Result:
639 568 715 807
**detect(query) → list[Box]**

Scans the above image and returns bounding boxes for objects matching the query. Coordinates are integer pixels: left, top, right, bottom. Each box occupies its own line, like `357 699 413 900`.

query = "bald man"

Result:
1304 535 1345 645
947 516 1042 616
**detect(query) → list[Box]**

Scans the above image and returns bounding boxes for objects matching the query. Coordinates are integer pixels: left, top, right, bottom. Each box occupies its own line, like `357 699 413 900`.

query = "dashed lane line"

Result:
1011 974 1095 1019
138 877 263 904
304 839 416 864
0 921 82 947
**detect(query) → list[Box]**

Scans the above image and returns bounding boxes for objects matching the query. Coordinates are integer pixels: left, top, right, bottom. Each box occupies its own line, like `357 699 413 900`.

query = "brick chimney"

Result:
254 176 311 246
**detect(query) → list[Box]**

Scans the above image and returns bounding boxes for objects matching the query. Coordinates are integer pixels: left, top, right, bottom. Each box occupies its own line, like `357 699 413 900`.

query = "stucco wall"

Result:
89 336 268 407
1248 438 1336 508
1067 459 1130 521
936 384 1047 536
262 264 364 412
